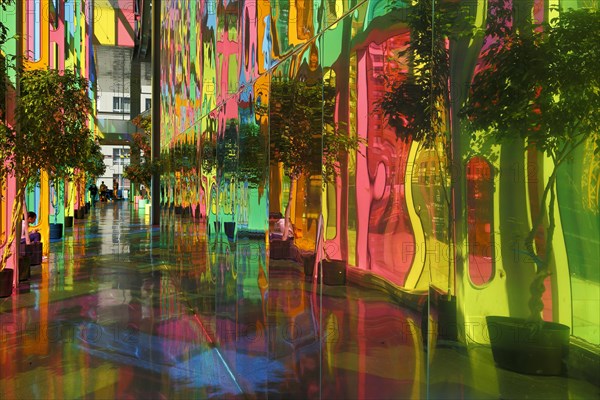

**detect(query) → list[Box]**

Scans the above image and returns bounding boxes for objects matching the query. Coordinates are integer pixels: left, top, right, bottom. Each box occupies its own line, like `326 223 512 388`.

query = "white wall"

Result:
98 145 131 191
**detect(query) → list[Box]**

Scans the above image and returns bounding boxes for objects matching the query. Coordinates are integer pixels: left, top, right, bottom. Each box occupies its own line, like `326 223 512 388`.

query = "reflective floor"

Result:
0 202 598 399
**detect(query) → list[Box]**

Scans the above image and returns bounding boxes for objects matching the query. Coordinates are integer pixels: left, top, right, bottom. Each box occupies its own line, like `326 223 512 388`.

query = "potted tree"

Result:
199 132 216 220
65 140 105 226
0 68 95 294
462 7 600 375
236 120 268 238
221 119 239 240
377 0 476 340
270 72 363 280
238 121 267 193
124 115 161 212
0 0 17 294
80 141 105 220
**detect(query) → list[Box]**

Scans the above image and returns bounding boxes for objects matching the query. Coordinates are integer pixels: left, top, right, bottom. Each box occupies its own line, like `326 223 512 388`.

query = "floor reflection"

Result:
0 201 425 399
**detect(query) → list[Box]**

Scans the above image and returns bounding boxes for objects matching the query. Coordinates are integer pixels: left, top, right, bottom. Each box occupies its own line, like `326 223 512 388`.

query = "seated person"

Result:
269 212 294 240
21 211 41 244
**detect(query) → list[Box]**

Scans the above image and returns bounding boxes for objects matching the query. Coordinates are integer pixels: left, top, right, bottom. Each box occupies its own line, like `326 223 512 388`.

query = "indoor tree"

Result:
238 121 267 197
124 114 160 199
462 7 600 322
49 139 104 223
76 142 106 208
270 76 362 240
0 68 95 271
82 141 108 182
377 0 476 296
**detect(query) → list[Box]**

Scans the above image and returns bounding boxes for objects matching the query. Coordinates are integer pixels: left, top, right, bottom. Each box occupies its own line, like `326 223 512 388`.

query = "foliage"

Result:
0 68 94 185
375 0 477 290
200 135 216 174
461 6 600 320
0 68 95 271
0 0 14 47
131 114 151 133
219 119 238 174
270 79 323 179
170 140 195 172
238 122 267 187
269 76 363 239
81 141 107 179
124 115 161 191
270 78 362 184
0 0 16 120
377 0 476 148
463 7 600 156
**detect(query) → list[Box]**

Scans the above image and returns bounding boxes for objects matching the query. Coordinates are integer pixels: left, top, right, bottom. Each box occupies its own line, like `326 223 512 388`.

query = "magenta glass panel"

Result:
466 157 494 286
355 34 415 287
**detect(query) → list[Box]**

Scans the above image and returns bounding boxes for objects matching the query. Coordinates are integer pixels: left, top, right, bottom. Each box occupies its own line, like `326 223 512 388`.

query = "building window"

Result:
113 148 130 165
113 97 130 113
145 98 151 111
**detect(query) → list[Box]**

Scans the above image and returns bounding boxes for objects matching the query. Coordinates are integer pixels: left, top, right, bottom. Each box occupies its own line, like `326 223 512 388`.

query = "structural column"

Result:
151 0 161 226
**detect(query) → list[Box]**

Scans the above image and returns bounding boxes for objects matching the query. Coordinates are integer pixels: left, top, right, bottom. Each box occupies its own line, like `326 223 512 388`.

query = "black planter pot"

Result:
50 223 63 240
303 253 317 280
425 287 458 344
270 239 293 260
0 269 14 297
64 216 74 228
19 255 31 281
224 222 236 241
321 260 346 286
486 315 570 376
77 208 85 219
23 242 43 266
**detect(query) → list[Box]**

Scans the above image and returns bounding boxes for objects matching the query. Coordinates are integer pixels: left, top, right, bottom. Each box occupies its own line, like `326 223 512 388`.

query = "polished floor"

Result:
0 201 598 399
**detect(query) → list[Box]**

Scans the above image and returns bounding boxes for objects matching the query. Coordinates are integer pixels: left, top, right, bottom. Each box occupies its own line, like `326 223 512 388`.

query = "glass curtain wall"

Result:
158 0 599 397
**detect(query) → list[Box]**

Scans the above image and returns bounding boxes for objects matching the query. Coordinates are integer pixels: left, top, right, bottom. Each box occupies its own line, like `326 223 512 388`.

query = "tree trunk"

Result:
22 193 30 245
524 166 558 321
282 178 296 241
1 180 26 271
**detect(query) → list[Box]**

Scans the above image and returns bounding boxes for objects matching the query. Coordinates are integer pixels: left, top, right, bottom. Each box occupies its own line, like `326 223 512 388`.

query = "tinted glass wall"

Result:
159 0 599 396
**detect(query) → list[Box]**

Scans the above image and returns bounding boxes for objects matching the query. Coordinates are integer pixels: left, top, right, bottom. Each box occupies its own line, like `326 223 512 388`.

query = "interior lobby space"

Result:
1 202 597 399
1 1 599 399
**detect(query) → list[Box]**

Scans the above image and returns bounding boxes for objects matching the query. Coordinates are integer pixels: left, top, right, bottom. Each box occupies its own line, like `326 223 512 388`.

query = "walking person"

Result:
89 183 98 205
99 181 108 202
113 178 119 200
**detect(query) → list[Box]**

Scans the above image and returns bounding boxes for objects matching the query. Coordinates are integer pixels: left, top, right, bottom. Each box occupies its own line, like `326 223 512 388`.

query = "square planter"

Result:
224 222 236 241
270 239 293 260
50 223 63 240
302 253 317 280
0 269 14 298
321 260 346 286
19 255 31 281
22 242 43 266
486 316 570 376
